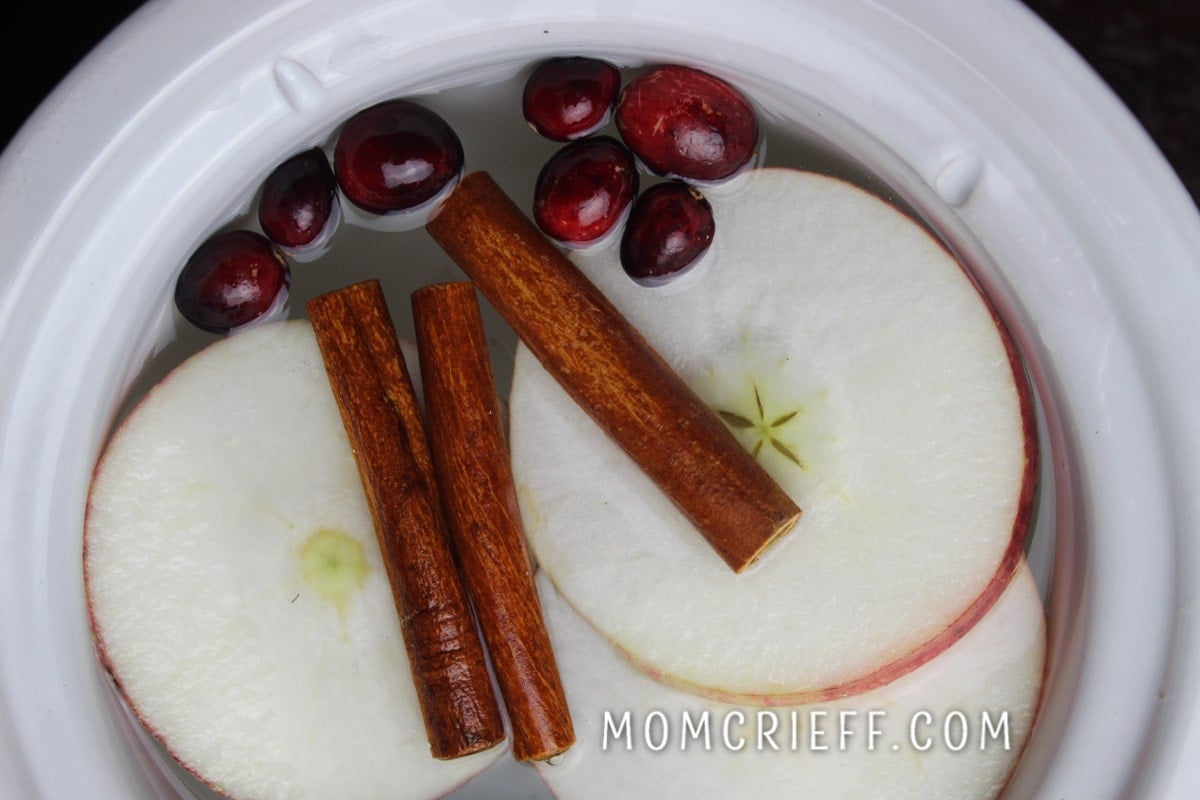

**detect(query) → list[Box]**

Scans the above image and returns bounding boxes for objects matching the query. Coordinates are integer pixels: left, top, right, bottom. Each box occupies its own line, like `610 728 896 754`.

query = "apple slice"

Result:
509 167 1036 702
84 320 504 800
533 562 1044 800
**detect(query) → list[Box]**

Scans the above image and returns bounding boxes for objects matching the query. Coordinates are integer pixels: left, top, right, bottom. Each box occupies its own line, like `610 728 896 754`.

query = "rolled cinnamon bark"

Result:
425 172 801 573
307 280 504 760
413 282 574 762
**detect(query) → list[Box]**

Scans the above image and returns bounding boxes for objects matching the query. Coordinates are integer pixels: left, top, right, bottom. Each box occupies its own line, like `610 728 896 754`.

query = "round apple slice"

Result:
509 167 1036 703
533 563 1045 799
84 321 504 800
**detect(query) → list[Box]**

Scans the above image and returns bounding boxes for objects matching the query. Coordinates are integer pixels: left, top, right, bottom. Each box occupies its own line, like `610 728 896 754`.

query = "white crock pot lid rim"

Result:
1 1 1198 798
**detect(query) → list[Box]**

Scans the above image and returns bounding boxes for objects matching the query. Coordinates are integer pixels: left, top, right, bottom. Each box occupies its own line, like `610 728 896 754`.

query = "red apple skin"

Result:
615 65 759 182
606 232 1040 706
624 443 1036 704
82 362 217 793
82 325 494 800
812 298 1040 704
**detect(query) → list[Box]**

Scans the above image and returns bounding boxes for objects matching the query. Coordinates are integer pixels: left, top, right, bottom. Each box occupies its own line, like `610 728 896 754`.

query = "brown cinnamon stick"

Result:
425 171 801 573
306 280 504 759
412 282 574 762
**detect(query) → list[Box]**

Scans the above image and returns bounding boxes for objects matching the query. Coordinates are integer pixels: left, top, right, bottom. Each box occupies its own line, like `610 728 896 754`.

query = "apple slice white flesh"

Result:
509 167 1036 703
535 562 1044 800
84 320 503 800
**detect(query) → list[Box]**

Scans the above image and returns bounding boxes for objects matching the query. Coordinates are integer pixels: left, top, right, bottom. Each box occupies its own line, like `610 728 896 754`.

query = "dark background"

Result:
1 1 1196 205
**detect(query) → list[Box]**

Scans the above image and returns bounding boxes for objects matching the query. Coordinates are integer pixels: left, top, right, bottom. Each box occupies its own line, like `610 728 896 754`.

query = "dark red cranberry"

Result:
258 148 337 249
523 57 621 141
533 137 638 245
615 65 758 182
620 182 715 285
334 100 464 214
175 230 289 333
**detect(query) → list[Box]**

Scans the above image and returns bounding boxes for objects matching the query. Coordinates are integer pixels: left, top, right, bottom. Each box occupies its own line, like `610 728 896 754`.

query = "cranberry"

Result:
620 182 715 285
615 65 758 183
175 230 290 333
522 57 621 141
334 100 464 214
258 148 338 250
533 137 638 245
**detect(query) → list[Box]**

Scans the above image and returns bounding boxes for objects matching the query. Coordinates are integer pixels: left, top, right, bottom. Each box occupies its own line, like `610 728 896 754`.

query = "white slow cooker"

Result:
2 1 1198 797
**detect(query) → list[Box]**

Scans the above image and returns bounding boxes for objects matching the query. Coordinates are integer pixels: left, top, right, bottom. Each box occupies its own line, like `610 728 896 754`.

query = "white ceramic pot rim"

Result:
1 1 1198 798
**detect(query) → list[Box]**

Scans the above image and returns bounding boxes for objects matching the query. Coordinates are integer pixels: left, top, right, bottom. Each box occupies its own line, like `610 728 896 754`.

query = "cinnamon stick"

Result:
306 280 504 759
412 282 574 762
425 171 801 573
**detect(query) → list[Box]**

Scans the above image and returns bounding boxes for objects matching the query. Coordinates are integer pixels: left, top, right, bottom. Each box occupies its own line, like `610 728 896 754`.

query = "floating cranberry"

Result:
334 100 464 214
615 65 758 183
175 230 290 333
522 57 621 141
258 149 338 250
533 137 638 245
620 181 715 285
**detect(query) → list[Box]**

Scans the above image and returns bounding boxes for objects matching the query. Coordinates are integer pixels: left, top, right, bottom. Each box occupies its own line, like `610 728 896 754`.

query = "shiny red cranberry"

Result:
258 148 337 249
523 57 621 141
620 182 714 285
334 100 464 214
615 65 758 182
534 137 638 245
175 230 290 333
